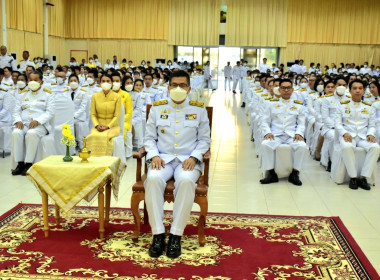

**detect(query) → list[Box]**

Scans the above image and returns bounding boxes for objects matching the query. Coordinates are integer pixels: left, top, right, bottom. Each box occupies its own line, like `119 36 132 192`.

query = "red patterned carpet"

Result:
0 204 378 279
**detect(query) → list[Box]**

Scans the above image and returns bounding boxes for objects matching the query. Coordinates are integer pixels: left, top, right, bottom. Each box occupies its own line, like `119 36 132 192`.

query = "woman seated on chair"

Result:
86 74 122 156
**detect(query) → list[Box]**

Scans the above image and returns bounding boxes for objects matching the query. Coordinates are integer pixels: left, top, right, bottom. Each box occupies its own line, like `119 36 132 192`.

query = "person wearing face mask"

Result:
87 57 96 69
111 72 133 155
13 74 28 96
93 54 101 68
51 71 69 95
320 77 351 171
144 70 211 259
11 71 54 175
86 74 122 156
360 62 371 75
143 74 161 103
68 74 89 150
335 79 380 190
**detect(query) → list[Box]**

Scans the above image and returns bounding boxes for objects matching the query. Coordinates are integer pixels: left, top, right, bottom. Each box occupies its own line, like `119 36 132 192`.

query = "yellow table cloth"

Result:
27 156 126 213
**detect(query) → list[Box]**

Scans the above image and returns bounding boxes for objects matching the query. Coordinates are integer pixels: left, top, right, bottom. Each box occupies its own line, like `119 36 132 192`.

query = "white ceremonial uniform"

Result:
328 68 338 75
290 64 300 74
0 88 14 126
144 99 211 236
94 59 102 68
203 65 211 89
12 87 55 163
336 100 380 178
71 87 89 149
232 65 241 91
143 86 161 103
259 63 270 73
0 54 16 70
104 63 112 70
260 98 308 171
129 91 144 148
270 67 279 73
1 76 14 90
360 67 371 75
299 65 307 74
19 59 36 73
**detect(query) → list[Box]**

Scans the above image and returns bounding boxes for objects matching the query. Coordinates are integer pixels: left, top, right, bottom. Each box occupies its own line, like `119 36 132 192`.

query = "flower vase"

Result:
63 145 73 162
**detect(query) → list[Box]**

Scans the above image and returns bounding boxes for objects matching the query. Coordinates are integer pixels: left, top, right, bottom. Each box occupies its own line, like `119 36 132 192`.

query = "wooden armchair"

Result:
130 105 213 246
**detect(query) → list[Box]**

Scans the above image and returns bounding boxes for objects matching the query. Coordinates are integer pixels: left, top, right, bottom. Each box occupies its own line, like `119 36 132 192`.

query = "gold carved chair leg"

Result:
131 192 145 242
195 196 208 246
104 180 112 228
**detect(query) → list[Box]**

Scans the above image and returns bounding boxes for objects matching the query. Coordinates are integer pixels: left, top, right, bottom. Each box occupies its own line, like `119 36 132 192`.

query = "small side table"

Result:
27 155 126 239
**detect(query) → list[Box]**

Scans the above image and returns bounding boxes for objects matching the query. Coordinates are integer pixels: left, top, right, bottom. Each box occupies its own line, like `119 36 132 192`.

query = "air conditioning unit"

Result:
45 54 57 68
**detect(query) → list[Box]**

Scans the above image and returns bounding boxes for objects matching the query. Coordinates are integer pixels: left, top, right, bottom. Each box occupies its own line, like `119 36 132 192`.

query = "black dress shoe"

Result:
241 102 245 108
166 234 181 259
349 178 359 190
21 163 33 176
148 233 166 258
233 90 236 94
288 170 302 186
260 170 279 184
12 162 25 176
326 161 332 172
358 177 371 190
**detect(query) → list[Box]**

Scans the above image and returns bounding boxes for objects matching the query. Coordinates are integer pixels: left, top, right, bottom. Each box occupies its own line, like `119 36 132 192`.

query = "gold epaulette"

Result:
20 89 28 94
51 83 57 85
43 88 52 94
346 94 351 98
362 101 372 106
152 86 158 89
309 91 315 94
247 77 252 80
294 100 304 105
261 93 268 97
318 95 324 99
265 96 272 100
255 88 262 92
153 100 168 106
3 82 11 86
300 88 307 92
189 100 205 107
340 100 350 104
365 94 372 98
63 88 69 92
82 84 88 87
325 93 334 97
373 99 379 103
0 88 8 92
270 98 279 102
96 85 101 87
80 88 87 92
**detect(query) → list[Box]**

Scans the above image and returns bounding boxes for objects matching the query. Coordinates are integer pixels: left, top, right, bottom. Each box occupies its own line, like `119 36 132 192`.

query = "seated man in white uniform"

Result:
335 79 380 190
144 70 211 258
11 71 54 175
260 79 308 186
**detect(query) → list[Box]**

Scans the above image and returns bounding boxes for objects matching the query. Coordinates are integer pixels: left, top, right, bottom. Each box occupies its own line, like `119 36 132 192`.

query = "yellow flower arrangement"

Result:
60 124 76 147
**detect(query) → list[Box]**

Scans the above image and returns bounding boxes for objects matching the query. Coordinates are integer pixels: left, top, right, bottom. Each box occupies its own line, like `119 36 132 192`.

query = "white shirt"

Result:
224 65 232 78
232 65 241 78
19 59 36 73
259 63 270 73
0 54 16 70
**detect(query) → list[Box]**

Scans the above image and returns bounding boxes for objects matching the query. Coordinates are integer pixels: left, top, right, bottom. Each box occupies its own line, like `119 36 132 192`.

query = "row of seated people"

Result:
241 72 380 190
0 66 206 175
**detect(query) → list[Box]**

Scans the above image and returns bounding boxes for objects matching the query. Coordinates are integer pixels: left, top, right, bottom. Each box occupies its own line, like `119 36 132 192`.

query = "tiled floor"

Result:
1 86 380 273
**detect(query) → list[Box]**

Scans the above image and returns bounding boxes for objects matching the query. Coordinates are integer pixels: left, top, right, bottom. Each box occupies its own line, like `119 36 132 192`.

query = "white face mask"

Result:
364 65 368 68
170 86 188 102
66 72 72 77
86 77 94 85
300 82 308 89
253 74 257 78
254 81 260 87
101 82 112 91
273 86 280 96
274 75 279 79
56 77 64 85
28 81 41 91
377 68 380 71
46 70 51 74
159 79 163 84
112 82 121 91
125 84 133 92
17 81 26 89
152 80 158 85
317 85 324 93
336 86 346 96
69 82 79 90
89 59 93 63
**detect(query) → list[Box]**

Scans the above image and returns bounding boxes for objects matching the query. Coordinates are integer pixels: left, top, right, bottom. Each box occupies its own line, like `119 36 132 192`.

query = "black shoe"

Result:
21 163 33 176
288 170 302 186
241 102 245 108
349 178 359 190
12 162 25 176
326 161 332 172
166 234 181 259
260 170 279 184
358 177 371 190
148 233 166 258
233 90 236 94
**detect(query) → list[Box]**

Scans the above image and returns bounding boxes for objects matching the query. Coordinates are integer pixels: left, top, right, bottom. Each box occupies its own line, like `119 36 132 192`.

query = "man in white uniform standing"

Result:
144 70 211 259
232 61 242 94
259 58 270 74
224 62 232 91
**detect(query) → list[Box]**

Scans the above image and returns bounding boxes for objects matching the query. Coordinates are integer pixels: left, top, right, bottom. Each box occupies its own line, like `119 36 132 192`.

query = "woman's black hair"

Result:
121 76 134 91
133 78 144 92
68 74 79 83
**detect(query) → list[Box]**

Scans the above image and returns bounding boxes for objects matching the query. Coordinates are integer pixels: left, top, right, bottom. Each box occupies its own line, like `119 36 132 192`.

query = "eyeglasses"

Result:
280 86 292 91
170 83 189 89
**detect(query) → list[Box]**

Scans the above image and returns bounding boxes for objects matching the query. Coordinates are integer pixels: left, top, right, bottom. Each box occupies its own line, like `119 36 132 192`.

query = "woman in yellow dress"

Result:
86 74 122 156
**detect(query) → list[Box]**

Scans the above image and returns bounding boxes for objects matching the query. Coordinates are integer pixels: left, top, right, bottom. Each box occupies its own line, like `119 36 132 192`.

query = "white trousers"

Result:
261 135 308 171
133 122 144 149
224 77 231 90
12 125 48 163
232 77 241 91
321 129 334 167
340 136 380 178
125 129 133 157
144 158 201 236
